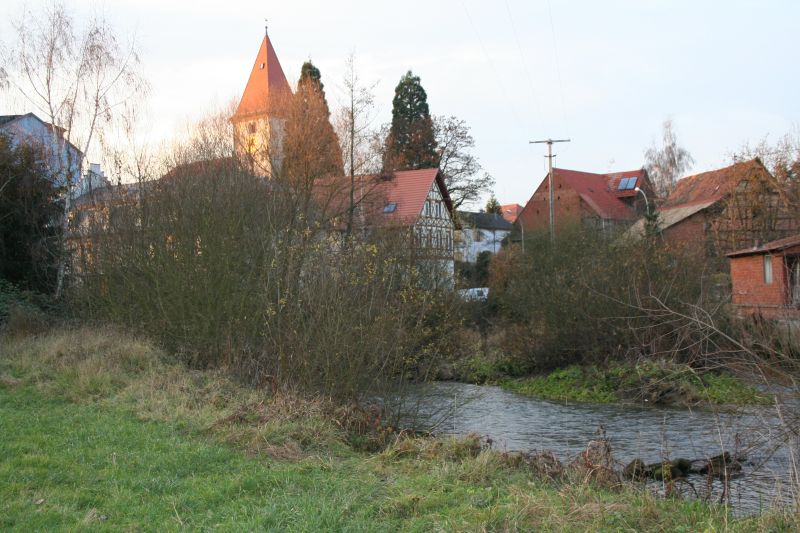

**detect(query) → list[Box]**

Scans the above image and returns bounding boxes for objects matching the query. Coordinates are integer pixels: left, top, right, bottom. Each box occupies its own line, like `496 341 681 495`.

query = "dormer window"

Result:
260 63 266 70
383 202 397 213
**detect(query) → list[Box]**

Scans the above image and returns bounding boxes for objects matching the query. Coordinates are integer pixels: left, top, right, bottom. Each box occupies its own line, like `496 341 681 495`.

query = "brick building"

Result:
516 168 650 236
728 235 800 320
499 203 523 224
625 159 798 259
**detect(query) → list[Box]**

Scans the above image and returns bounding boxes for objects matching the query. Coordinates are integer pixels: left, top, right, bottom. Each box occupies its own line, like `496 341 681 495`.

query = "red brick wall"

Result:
730 253 788 308
661 212 704 248
518 176 592 235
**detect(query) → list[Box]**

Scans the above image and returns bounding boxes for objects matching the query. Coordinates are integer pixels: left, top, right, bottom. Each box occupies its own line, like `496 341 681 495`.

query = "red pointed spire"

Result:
233 33 292 121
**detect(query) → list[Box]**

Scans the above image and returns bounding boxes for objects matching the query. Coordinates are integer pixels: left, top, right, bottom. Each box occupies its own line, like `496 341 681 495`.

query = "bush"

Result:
489 226 718 371
73 158 456 403
0 278 59 333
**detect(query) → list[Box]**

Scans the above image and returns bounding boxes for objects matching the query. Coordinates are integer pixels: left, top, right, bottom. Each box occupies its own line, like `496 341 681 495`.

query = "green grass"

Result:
502 361 773 407
0 328 793 531
1 386 412 531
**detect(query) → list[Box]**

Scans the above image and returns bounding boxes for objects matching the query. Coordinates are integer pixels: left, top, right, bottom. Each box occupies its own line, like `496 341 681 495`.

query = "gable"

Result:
663 159 769 208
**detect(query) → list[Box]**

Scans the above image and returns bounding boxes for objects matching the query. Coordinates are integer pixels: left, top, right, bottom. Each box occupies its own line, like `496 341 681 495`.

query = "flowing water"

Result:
402 382 798 515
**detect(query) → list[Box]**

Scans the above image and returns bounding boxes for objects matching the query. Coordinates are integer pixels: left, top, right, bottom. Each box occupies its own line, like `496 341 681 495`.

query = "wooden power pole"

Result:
530 138 570 241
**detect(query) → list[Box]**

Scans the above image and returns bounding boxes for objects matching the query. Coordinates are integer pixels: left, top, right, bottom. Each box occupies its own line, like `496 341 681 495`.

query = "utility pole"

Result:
530 138 570 241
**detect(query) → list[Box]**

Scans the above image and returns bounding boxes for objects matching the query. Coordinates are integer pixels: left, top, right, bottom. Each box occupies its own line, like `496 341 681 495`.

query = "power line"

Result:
502 0 541 124
459 0 520 120
546 0 571 142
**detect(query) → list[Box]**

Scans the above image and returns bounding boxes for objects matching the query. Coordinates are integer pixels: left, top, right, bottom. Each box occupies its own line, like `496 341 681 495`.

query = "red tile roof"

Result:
662 159 766 209
315 168 452 227
232 34 292 122
555 168 635 220
500 203 523 223
605 169 647 198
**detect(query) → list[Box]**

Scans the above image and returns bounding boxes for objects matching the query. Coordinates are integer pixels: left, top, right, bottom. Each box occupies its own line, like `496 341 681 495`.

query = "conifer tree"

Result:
382 71 439 173
484 194 501 215
0 134 63 294
283 61 343 185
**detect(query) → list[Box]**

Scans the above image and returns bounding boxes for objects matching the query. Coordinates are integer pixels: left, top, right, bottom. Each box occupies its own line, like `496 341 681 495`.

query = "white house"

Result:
456 211 513 264
0 113 82 190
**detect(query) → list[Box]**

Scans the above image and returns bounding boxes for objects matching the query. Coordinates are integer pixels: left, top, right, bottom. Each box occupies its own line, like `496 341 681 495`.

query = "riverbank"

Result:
453 353 771 407
0 328 793 530
502 361 773 407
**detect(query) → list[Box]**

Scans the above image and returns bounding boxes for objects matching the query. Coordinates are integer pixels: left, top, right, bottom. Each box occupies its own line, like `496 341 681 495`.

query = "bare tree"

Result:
433 115 494 210
732 132 800 219
335 54 379 237
1 2 147 297
644 119 694 200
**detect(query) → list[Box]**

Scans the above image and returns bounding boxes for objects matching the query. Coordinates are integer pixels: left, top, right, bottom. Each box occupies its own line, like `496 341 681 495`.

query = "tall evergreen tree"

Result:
0 134 63 293
484 194 501 215
282 61 343 184
382 71 439 173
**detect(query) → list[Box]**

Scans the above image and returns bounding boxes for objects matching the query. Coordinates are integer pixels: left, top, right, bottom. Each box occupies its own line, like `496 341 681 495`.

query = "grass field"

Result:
1 327 795 531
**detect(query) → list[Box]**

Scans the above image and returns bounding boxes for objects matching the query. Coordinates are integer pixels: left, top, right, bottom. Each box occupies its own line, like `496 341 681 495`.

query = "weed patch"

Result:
503 360 772 406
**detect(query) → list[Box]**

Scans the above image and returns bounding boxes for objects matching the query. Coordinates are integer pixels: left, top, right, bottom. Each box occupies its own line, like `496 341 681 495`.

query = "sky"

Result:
2 0 798 208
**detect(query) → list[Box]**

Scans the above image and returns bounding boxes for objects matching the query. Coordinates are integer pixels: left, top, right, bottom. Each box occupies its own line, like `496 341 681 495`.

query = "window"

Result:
424 201 430 216
436 202 441 217
247 123 256 134
789 256 800 306
764 255 773 285
383 202 397 213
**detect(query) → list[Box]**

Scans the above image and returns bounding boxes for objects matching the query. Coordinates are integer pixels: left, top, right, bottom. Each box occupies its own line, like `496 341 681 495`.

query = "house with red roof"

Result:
624 159 798 259
728 234 800 320
315 168 456 278
516 168 648 236
605 169 653 212
500 203 523 224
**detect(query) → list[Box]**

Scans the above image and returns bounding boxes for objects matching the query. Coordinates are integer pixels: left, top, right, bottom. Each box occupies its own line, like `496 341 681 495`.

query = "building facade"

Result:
455 211 512 264
0 113 82 189
625 159 799 260
728 235 800 320
516 168 644 236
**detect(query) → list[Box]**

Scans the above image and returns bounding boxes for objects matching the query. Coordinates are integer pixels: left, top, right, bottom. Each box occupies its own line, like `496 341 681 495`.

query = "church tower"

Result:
231 28 292 177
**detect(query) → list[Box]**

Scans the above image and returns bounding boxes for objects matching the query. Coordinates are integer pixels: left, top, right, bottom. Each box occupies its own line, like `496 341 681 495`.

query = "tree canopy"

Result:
282 61 343 184
0 134 63 293
434 115 494 210
484 194 501 215
382 71 439 173
644 119 694 199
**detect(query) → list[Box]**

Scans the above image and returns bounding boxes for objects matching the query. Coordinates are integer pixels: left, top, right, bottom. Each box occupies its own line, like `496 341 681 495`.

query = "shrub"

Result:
489 226 718 370
73 157 456 403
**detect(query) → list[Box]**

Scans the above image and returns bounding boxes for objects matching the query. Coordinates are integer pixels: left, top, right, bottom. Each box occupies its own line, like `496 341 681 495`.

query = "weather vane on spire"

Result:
264 18 269 37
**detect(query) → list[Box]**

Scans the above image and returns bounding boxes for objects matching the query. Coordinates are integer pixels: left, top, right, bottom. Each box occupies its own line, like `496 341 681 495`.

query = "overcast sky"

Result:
2 0 798 207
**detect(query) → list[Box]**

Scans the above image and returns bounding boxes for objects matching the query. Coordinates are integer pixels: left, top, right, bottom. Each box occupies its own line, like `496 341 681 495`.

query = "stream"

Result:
402 382 798 516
